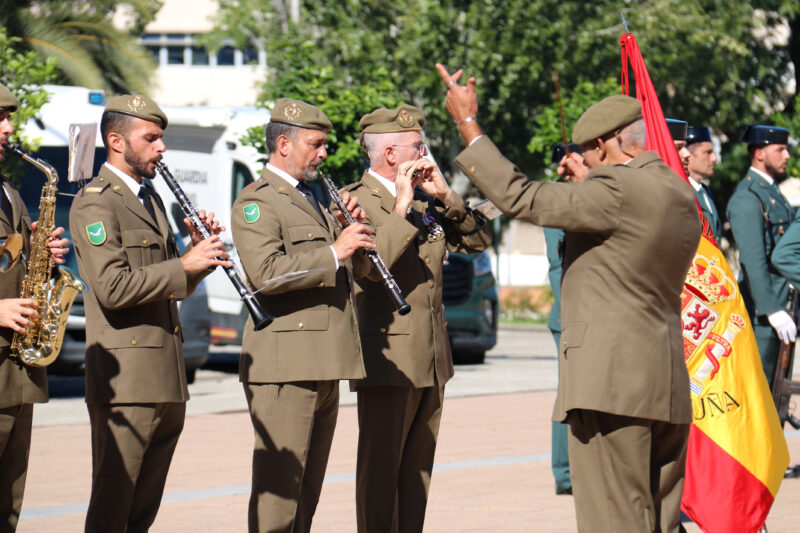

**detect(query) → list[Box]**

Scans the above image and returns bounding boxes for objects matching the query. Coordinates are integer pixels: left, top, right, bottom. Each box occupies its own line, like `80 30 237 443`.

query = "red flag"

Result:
619 32 788 533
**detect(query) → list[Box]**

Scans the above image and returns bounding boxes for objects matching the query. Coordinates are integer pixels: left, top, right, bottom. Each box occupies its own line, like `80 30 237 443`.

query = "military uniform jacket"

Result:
0 175 47 408
726 169 793 318
771 211 800 287
455 137 700 424
544 227 564 333
70 166 202 404
344 172 491 388
231 167 369 384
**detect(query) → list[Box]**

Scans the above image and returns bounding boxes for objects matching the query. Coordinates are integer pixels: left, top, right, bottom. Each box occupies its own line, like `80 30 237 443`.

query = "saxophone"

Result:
4 143 83 367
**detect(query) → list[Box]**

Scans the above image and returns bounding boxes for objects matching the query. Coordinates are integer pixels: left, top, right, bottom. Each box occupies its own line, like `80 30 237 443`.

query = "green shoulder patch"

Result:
86 222 107 245
243 203 260 224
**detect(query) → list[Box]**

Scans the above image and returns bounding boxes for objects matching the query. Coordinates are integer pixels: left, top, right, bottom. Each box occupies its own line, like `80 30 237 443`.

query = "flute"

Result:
320 171 411 316
155 161 273 331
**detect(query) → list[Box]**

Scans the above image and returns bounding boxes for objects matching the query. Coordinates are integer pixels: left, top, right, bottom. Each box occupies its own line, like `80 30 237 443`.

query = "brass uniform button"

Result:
131 339 138 346
307 233 313 238
174 326 180 333
406 236 412 242
142 239 148 245
469 166 476 174
113 185 121 191
424 257 431 264
379 327 387 333
298 322 304 329
319 282 325 287
99 177 105 182
428 281 434 288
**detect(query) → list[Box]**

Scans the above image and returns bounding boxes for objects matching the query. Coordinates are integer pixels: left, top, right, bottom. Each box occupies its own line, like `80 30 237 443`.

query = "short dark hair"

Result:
747 144 764 160
100 111 136 150
265 121 301 154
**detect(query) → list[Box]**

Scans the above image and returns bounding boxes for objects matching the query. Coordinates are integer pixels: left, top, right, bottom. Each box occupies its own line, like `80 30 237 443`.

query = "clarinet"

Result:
320 171 411 316
155 161 273 331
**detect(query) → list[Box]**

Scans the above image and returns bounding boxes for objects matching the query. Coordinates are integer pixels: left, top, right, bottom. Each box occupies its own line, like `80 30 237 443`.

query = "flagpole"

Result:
551 70 570 156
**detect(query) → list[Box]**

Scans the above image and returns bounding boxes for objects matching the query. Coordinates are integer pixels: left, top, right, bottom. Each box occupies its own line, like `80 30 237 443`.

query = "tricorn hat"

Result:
741 124 789 146
665 118 688 141
551 143 582 164
686 126 712 146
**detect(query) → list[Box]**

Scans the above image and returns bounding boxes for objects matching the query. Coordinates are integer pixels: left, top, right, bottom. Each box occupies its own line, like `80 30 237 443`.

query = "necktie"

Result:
0 183 14 224
296 181 324 219
138 186 158 224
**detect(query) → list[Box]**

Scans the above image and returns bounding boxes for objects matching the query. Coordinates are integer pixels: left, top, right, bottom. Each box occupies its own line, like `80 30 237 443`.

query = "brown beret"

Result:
360 105 425 134
0 82 19 112
270 98 332 131
572 95 642 145
104 94 168 129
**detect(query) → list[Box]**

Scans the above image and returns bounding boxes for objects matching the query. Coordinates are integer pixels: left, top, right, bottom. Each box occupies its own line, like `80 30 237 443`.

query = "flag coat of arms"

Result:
620 32 789 533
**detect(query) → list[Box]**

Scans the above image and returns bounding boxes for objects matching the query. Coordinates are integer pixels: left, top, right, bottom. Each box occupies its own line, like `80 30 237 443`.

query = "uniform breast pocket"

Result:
121 229 163 266
287 225 328 252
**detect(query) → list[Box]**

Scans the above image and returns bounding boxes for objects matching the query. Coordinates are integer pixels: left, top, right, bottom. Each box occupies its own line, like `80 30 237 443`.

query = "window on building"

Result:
216 46 235 66
167 46 185 65
191 46 209 66
242 46 259 66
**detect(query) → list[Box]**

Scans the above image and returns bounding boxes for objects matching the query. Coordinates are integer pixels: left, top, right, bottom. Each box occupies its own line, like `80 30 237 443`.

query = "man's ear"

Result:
106 132 126 155
384 145 396 166
596 137 609 162
754 146 766 163
277 135 292 157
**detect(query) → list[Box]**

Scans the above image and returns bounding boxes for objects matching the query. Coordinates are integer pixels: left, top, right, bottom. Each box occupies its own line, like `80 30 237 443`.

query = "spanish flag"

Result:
621 33 789 532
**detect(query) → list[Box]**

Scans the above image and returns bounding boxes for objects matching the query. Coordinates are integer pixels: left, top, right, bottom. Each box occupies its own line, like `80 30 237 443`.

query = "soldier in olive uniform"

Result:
0 82 69 532
70 95 228 533
440 63 700 532
231 99 374 533
726 125 794 384
345 105 491 533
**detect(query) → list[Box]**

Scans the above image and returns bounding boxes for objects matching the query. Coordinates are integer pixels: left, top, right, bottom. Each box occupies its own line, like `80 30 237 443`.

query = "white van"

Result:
18 85 269 373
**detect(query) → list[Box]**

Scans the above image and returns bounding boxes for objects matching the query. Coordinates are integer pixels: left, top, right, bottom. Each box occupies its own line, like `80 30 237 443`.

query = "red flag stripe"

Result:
681 425 774 533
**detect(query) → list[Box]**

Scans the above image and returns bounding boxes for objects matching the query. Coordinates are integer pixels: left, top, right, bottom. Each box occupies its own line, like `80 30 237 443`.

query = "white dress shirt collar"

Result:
750 166 774 186
266 163 300 188
367 169 397 197
104 162 145 198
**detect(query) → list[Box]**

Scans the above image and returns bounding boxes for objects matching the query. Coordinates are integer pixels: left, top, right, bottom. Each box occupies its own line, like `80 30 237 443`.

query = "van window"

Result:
162 126 225 153
232 162 254 205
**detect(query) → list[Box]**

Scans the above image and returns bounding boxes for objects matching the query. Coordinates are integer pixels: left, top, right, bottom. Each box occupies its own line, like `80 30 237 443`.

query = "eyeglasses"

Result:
391 142 428 155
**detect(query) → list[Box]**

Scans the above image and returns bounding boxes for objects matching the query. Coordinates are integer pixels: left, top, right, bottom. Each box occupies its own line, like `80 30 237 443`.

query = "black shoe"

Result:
556 487 573 495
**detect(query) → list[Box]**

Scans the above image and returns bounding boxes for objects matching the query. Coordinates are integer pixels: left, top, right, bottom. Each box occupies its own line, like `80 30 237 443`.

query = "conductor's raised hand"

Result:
436 63 482 144
332 222 375 261
180 234 232 274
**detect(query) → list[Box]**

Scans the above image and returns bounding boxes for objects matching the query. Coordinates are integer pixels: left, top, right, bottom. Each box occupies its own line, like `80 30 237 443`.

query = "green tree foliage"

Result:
209 0 798 199
0 1 159 95
0 28 59 180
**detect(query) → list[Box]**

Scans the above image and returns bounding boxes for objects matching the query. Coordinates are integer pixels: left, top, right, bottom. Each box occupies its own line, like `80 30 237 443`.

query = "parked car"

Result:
444 250 498 364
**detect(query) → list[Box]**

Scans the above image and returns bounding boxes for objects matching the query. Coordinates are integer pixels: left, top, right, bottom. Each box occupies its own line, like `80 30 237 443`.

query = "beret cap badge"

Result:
285 102 301 121
398 110 415 128
128 95 146 114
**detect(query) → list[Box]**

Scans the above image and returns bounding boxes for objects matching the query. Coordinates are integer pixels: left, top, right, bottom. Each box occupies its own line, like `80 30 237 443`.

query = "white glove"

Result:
768 310 797 344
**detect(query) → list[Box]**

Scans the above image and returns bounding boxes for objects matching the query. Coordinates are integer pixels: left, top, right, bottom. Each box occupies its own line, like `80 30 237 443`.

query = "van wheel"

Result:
453 349 486 365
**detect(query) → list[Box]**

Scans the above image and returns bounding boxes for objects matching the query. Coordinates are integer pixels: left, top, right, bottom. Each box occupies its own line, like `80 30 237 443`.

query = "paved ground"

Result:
17 326 800 532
